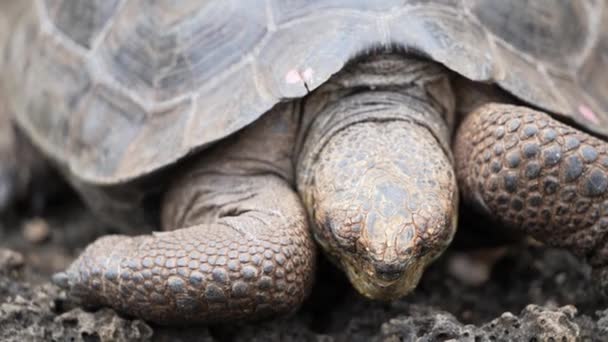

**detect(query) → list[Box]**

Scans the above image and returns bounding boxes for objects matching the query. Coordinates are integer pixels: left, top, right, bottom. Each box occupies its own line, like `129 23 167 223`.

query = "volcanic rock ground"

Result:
1 192 608 341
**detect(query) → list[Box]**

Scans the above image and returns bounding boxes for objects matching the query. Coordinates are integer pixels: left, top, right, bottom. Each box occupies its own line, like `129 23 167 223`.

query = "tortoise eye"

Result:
324 217 357 253
396 226 415 255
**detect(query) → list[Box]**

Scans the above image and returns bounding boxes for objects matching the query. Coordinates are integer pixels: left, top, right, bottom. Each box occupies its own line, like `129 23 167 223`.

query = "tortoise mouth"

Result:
340 254 427 300
311 224 439 300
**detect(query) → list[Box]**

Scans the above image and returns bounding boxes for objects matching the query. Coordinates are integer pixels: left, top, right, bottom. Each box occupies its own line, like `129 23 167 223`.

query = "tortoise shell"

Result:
2 0 607 184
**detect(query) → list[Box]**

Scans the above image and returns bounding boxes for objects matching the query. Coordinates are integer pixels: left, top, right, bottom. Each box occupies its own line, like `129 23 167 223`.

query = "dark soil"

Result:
1 196 608 341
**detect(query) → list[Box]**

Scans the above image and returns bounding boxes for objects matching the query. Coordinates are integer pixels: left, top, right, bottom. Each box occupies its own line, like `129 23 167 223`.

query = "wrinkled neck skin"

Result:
296 53 459 300
295 54 456 159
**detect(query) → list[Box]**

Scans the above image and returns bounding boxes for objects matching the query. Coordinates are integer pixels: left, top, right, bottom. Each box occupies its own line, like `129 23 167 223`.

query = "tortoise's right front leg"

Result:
61 174 314 324
54 106 316 324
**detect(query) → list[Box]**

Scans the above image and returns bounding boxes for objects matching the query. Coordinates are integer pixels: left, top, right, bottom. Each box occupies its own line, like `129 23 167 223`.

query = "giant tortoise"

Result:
0 0 607 324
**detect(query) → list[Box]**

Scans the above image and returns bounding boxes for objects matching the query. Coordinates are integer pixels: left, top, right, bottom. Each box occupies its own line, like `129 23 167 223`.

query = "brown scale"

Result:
456 104 608 266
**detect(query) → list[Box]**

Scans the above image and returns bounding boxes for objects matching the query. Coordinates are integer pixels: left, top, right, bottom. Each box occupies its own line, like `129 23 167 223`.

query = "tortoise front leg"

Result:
455 104 608 291
54 106 315 324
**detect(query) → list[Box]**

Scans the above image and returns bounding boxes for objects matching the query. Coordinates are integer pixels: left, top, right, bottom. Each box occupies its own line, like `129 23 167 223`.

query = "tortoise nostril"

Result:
374 263 403 281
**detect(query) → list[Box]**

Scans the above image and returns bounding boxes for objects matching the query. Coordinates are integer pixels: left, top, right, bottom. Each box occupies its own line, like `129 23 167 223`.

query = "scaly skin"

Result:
56 55 461 321
455 104 608 286
297 90 458 299
56 104 317 324
50 55 608 322
300 117 457 299
58 176 315 324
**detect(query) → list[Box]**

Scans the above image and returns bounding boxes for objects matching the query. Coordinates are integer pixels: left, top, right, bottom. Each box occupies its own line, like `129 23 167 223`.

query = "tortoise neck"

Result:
294 53 455 166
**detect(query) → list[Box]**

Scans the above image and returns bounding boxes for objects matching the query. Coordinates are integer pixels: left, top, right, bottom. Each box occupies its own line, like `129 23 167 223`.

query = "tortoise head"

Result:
302 119 458 300
315 171 458 300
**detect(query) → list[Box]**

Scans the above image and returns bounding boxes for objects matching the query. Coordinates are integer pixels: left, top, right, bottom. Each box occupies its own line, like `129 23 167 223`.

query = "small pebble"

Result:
22 218 50 244
447 248 507 286
0 248 25 270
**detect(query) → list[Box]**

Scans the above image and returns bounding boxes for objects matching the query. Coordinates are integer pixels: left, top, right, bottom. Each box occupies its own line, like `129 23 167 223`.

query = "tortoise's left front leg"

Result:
455 104 608 292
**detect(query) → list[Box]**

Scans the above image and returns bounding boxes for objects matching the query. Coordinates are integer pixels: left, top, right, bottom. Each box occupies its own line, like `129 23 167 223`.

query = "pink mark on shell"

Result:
578 104 600 124
285 67 314 85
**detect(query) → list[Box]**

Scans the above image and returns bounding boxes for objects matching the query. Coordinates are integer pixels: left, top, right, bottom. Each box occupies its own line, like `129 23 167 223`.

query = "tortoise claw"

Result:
52 270 91 303
51 271 70 289
54 235 130 308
